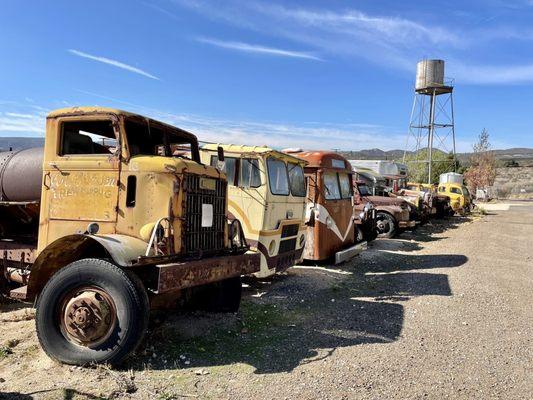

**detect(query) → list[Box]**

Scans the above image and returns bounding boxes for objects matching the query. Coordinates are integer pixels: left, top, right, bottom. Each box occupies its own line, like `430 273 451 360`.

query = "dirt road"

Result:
1 204 532 399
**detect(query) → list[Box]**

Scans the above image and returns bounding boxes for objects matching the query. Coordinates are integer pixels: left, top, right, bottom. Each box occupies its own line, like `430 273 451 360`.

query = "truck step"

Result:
10 285 28 300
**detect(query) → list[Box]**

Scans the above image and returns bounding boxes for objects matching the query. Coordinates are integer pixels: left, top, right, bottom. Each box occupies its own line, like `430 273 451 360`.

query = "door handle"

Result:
43 172 51 190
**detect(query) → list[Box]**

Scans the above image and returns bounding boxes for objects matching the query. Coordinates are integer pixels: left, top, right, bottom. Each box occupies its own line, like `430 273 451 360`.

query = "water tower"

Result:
403 59 457 184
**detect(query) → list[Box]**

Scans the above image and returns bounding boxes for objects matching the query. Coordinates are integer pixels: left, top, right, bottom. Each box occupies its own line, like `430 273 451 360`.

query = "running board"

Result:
9 285 28 300
335 241 367 264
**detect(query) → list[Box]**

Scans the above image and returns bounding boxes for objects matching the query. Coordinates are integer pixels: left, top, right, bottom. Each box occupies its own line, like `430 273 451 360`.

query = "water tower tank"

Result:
439 172 463 185
415 59 445 91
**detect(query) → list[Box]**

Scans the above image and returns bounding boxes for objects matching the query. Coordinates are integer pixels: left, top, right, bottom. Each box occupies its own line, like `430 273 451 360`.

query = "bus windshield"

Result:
267 157 306 197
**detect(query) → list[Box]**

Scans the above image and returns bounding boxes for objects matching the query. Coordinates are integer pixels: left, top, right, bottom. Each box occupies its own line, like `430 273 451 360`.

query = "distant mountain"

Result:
340 147 533 166
339 149 406 160
0 137 532 166
0 137 44 152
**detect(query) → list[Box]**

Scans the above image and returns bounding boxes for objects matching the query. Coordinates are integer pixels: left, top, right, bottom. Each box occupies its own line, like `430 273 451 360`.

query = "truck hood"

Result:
128 156 223 179
363 195 407 207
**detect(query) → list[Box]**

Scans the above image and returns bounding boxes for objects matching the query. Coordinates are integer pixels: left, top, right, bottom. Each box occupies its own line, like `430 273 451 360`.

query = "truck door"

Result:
42 116 120 243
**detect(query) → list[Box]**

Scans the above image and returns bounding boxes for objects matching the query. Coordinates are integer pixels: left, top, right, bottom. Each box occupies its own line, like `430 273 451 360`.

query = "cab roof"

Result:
47 106 139 119
284 150 351 170
352 166 386 180
47 107 198 140
202 143 306 165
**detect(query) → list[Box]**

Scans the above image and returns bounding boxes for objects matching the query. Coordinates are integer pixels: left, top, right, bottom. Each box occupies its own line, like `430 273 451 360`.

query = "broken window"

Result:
60 120 116 156
124 117 198 162
338 173 353 199
323 172 341 200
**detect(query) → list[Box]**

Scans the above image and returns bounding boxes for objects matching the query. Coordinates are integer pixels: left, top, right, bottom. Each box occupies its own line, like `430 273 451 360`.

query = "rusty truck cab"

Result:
0 107 260 366
200 144 307 278
286 151 366 264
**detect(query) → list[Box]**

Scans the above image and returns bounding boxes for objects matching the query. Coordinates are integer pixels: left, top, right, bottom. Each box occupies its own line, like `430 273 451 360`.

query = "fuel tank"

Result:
0 147 44 202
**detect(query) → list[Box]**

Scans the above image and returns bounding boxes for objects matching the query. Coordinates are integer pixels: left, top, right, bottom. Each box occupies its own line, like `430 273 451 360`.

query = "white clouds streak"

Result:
196 37 323 61
451 62 533 84
0 111 45 134
175 0 533 85
68 49 160 80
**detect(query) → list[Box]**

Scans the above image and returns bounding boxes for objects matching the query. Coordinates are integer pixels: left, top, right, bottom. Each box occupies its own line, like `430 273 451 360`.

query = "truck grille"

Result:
279 238 297 254
281 224 299 238
182 174 227 256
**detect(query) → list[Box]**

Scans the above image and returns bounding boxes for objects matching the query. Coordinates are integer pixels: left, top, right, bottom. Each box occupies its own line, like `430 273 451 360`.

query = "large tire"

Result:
35 258 149 366
375 212 397 238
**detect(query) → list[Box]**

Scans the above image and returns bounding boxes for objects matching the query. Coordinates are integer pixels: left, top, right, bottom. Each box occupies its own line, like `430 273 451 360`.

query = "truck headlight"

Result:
140 222 156 242
268 240 276 255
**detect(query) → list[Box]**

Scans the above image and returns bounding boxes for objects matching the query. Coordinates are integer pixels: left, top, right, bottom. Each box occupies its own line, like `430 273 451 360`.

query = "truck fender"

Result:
27 234 149 301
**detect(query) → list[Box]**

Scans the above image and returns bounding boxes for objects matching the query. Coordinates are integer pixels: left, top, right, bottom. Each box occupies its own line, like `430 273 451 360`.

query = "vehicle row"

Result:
0 107 472 366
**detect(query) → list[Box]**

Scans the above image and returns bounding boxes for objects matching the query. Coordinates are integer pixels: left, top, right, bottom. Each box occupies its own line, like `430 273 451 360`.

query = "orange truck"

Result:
286 150 367 263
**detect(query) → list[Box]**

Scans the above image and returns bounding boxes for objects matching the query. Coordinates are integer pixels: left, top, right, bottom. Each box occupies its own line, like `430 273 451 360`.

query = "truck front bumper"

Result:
154 251 261 294
399 220 416 229
334 241 367 265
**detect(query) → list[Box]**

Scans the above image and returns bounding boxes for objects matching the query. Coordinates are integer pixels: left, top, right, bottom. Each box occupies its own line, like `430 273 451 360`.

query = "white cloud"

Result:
450 62 533 84
73 89 405 150
0 111 45 135
196 37 323 61
0 96 479 151
251 3 460 47
173 0 533 84
68 49 160 80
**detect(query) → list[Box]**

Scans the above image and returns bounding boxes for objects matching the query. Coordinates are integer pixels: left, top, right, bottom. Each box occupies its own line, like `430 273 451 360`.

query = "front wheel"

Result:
36 258 149 366
375 212 397 238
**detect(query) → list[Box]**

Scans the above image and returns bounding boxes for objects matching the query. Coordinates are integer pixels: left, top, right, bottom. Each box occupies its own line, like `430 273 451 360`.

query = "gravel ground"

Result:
0 203 532 399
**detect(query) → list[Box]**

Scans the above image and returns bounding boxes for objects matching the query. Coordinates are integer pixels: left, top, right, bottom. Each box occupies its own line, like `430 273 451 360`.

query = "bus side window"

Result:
211 155 237 186
240 158 261 188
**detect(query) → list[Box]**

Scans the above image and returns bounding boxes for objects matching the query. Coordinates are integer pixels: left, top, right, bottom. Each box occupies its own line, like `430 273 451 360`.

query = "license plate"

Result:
202 204 213 227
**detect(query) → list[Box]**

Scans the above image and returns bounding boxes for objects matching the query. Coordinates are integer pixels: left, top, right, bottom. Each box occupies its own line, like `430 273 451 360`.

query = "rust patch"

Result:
155 252 260 293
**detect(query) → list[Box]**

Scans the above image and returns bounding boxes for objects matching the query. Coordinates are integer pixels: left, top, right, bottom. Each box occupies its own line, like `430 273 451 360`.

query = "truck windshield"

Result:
339 173 353 198
324 172 352 200
267 157 289 195
288 163 306 197
324 172 341 200
357 184 371 196
125 117 199 161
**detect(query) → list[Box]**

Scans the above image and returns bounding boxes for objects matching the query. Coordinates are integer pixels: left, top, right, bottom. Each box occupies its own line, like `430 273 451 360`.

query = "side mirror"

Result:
216 146 226 171
217 146 225 162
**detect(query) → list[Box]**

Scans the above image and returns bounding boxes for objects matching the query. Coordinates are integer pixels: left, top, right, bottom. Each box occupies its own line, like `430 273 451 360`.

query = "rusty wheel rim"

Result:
59 286 117 348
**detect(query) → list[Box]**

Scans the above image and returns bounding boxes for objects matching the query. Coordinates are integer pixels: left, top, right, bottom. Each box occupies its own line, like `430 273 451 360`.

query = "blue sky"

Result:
1 0 533 151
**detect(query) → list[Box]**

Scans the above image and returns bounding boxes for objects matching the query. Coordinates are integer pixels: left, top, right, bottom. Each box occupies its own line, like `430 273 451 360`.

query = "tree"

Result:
464 129 497 193
404 149 458 184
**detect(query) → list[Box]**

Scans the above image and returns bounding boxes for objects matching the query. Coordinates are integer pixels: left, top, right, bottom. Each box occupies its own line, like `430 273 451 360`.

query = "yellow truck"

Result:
406 182 454 218
437 182 472 214
200 144 307 278
0 107 259 366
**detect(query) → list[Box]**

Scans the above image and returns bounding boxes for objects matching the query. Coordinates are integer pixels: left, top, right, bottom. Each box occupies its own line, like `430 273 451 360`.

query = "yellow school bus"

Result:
201 144 307 278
